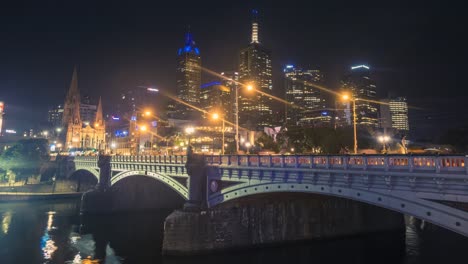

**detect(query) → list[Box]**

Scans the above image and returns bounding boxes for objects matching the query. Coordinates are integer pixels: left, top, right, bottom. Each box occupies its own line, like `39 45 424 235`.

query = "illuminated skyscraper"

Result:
380 97 409 132
284 65 330 126
174 31 201 120
336 65 379 128
238 9 273 128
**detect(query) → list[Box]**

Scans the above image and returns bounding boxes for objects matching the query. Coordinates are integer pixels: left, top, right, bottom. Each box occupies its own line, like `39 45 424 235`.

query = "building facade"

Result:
336 65 379 128
380 97 409 132
63 68 106 150
48 105 64 128
80 103 97 125
172 32 201 120
284 65 330 126
238 10 273 128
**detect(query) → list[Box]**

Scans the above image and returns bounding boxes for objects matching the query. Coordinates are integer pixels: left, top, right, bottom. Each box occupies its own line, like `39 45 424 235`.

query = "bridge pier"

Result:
162 152 405 255
162 193 405 255
80 155 112 214
183 146 207 211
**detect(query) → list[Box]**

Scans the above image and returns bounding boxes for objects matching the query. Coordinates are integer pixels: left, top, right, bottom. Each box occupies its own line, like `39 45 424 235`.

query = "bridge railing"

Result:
204 154 468 174
110 155 187 164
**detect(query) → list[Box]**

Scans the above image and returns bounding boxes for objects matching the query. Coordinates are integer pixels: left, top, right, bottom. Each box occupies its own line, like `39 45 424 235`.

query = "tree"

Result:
0 138 49 182
255 132 279 153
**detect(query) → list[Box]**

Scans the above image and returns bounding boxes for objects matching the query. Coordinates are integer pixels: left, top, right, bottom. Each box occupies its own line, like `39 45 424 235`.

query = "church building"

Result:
62 67 106 150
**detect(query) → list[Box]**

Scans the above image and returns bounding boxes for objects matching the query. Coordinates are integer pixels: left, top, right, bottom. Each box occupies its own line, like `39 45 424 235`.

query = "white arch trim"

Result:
111 170 188 200
207 182 468 237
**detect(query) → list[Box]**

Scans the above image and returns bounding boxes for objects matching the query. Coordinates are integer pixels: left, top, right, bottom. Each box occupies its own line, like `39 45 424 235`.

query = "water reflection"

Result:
41 211 58 261
1 211 12 235
1 200 468 264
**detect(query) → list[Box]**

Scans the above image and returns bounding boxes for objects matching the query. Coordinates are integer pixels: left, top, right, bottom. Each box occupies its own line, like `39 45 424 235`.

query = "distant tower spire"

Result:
62 66 81 126
95 96 103 127
251 9 259 44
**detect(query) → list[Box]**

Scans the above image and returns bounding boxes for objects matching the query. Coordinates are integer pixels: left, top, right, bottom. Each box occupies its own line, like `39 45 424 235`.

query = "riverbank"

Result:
0 191 82 202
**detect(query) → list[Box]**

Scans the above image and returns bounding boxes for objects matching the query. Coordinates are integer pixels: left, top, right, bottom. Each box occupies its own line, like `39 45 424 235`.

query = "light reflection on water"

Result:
41 211 58 261
1 211 12 234
0 199 467 264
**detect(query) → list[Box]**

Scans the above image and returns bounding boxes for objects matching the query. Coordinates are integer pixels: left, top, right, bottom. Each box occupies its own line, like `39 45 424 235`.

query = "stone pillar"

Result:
97 155 111 191
184 146 207 210
80 154 112 214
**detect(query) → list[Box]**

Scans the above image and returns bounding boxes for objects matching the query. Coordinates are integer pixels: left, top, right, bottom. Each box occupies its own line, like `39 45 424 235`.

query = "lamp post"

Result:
234 83 254 154
185 126 195 147
342 94 358 154
211 112 225 155
245 142 251 154
378 135 390 153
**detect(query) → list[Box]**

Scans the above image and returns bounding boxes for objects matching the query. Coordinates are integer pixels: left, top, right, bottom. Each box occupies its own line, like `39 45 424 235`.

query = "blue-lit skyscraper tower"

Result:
173 31 201 120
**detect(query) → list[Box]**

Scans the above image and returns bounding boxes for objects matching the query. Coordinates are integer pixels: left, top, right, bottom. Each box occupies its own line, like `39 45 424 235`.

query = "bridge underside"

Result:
208 177 468 237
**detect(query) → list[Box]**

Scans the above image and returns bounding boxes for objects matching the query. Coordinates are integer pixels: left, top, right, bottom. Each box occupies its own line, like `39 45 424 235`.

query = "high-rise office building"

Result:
238 9 273 128
336 65 379 128
200 80 231 119
48 105 64 127
80 103 97 125
173 31 201 120
380 97 409 132
284 65 330 126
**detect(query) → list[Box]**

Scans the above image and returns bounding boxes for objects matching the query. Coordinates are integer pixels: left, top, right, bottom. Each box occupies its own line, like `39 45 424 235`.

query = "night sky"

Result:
0 1 467 140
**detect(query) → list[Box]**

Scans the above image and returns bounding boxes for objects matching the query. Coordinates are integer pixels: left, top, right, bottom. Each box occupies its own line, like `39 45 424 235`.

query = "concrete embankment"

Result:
0 192 82 202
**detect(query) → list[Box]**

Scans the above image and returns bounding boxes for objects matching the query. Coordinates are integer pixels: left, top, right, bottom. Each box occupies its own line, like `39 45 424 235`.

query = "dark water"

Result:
0 199 467 264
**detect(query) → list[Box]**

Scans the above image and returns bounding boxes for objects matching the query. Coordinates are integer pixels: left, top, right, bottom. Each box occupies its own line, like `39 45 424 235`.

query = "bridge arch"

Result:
208 182 468 237
68 167 100 182
111 170 188 200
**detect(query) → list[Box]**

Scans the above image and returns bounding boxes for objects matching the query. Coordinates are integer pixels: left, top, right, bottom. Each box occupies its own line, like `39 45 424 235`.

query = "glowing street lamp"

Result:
341 93 358 154
234 83 255 154
245 142 252 154
185 126 195 145
140 125 147 132
378 135 391 153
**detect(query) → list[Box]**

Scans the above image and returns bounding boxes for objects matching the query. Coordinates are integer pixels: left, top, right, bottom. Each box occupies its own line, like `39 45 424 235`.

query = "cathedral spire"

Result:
62 66 81 126
95 97 103 127
251 9 259 44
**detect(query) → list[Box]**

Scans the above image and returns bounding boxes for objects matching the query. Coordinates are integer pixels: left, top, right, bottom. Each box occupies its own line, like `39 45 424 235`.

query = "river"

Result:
0 199 467 264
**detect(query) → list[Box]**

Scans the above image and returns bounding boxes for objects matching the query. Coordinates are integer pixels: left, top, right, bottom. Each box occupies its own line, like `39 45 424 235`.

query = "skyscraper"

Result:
284 65 330 126
380 97 409 132
174 31 201 120
238 9 273 128
336 65 379 128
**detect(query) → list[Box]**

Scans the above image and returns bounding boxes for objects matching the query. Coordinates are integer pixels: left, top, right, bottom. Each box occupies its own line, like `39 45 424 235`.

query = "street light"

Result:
211 112 225 154
378 135 391 153
341 93 358 154
185 126 195 146
245 142 252 154
234 83 255 154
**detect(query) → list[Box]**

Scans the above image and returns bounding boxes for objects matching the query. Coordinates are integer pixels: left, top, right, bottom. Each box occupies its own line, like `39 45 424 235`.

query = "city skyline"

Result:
0 2 466 140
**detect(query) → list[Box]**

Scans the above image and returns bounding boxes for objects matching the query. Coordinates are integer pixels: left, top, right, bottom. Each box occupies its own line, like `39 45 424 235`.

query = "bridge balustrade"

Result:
201 154 468 175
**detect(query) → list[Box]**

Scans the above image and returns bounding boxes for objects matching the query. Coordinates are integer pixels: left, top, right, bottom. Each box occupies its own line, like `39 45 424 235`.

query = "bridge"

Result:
68 154 468 237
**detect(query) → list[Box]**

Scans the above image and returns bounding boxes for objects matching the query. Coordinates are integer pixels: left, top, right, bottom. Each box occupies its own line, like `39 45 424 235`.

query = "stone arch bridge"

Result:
68 154 468 237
